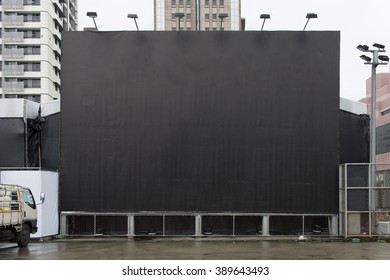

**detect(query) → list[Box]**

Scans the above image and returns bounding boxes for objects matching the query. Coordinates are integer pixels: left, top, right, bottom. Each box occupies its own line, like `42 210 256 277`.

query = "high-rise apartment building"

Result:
0 0 78 103
154 0 241 31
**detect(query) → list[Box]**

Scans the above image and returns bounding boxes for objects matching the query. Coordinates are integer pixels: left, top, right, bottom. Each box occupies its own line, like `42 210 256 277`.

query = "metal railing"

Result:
339 163 390 237
2 0 24 9
60 212 338 238
3 15 24 26
3 49 24 59
3 81 24 92
3 32 24 43
3 65 24 76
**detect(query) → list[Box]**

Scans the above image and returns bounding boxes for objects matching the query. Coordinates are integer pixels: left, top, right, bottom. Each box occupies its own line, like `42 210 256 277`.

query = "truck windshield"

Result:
22 189 36 209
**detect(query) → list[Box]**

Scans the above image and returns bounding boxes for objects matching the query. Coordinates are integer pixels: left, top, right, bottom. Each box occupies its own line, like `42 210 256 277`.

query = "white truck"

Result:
0 184 39 247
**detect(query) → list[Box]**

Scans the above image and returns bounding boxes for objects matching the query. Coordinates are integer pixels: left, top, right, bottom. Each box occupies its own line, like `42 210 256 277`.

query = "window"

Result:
172 0 176 5
212 0 217 6
20 62 41 71
186 0 191 6
205 0 209 6
22 78 41 88
23 13 40 22
21 46 41 55
205 13 209 20
220 0 224 5
179 0 183 6
382 108 390 116
24 0 40 5
23 29 40 38
22 189 36 209
186 13 191 20
212 14 217 20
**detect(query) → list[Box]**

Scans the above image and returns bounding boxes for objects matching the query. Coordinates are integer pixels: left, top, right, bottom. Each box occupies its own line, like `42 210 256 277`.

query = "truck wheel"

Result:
17 224 31 248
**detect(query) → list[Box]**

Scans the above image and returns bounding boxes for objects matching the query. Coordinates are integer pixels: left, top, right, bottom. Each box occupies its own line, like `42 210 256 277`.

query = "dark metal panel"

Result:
0 119 26 167
41 113 61 171
339 111 369 164
60 31 340 213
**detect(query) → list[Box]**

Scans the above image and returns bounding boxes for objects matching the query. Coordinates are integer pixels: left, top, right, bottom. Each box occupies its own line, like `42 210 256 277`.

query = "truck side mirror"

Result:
40 192 45 203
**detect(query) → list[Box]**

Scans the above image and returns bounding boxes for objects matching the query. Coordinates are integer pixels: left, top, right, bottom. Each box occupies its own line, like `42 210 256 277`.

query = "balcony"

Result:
3 0 23 9
3 81 24 92
3 32 24 43
3 65 24 76
3 48 24 59
3 15 24 27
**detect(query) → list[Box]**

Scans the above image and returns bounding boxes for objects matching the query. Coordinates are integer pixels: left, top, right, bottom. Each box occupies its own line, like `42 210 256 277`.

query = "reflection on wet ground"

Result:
1 238 390 260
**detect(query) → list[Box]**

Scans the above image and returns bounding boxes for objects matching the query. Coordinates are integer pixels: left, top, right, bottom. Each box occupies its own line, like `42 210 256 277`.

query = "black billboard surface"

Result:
61 31 340 213
0 119 25 167
340 111 369 164
41 113 61 170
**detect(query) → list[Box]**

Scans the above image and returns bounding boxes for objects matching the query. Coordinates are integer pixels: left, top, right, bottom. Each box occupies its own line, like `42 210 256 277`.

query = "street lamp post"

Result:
260 14 270 31
86 12 98 30
128 14 139 31
174 13 185 31
218 13 228 30
303 13 317 31
357 43 389 235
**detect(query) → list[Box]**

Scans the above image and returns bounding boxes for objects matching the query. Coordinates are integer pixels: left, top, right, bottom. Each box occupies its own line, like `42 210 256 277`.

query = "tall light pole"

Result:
357 43 389 235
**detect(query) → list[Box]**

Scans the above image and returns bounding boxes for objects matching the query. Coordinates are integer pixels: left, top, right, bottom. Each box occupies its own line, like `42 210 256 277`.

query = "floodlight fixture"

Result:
379 55 389 62
357 44 369 52
174 12 185 30
373 43 385 50
218 13 229 30
86 12 97 18
86 12 98 30
260 14 270 31
360 55 372 63
127 14 139 31
303 13 318 31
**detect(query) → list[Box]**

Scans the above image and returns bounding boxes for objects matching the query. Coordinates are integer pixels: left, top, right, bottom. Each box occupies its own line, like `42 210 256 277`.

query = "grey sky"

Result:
77 0 390 102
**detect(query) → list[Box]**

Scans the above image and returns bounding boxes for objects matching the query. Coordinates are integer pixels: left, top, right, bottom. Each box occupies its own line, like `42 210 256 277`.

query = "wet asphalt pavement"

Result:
1 238 390 260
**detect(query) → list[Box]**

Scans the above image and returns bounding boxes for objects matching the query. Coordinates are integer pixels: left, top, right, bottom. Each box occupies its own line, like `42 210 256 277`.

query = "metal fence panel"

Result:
96 215 128 236
134 215 163 236
234 216 262 236
165 215 195 236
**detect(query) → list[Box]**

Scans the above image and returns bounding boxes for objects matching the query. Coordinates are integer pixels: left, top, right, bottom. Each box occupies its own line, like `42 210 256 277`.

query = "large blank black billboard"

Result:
61 31 340 213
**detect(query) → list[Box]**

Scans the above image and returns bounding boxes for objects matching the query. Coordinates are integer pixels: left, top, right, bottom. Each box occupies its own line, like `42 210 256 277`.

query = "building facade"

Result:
360 67 390 167
154 0 241 31
0 0 78 103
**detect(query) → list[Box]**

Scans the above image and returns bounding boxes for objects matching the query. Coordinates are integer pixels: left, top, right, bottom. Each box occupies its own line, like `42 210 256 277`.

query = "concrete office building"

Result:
154 0 241 31
0 0 78 103
360 67 390 168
